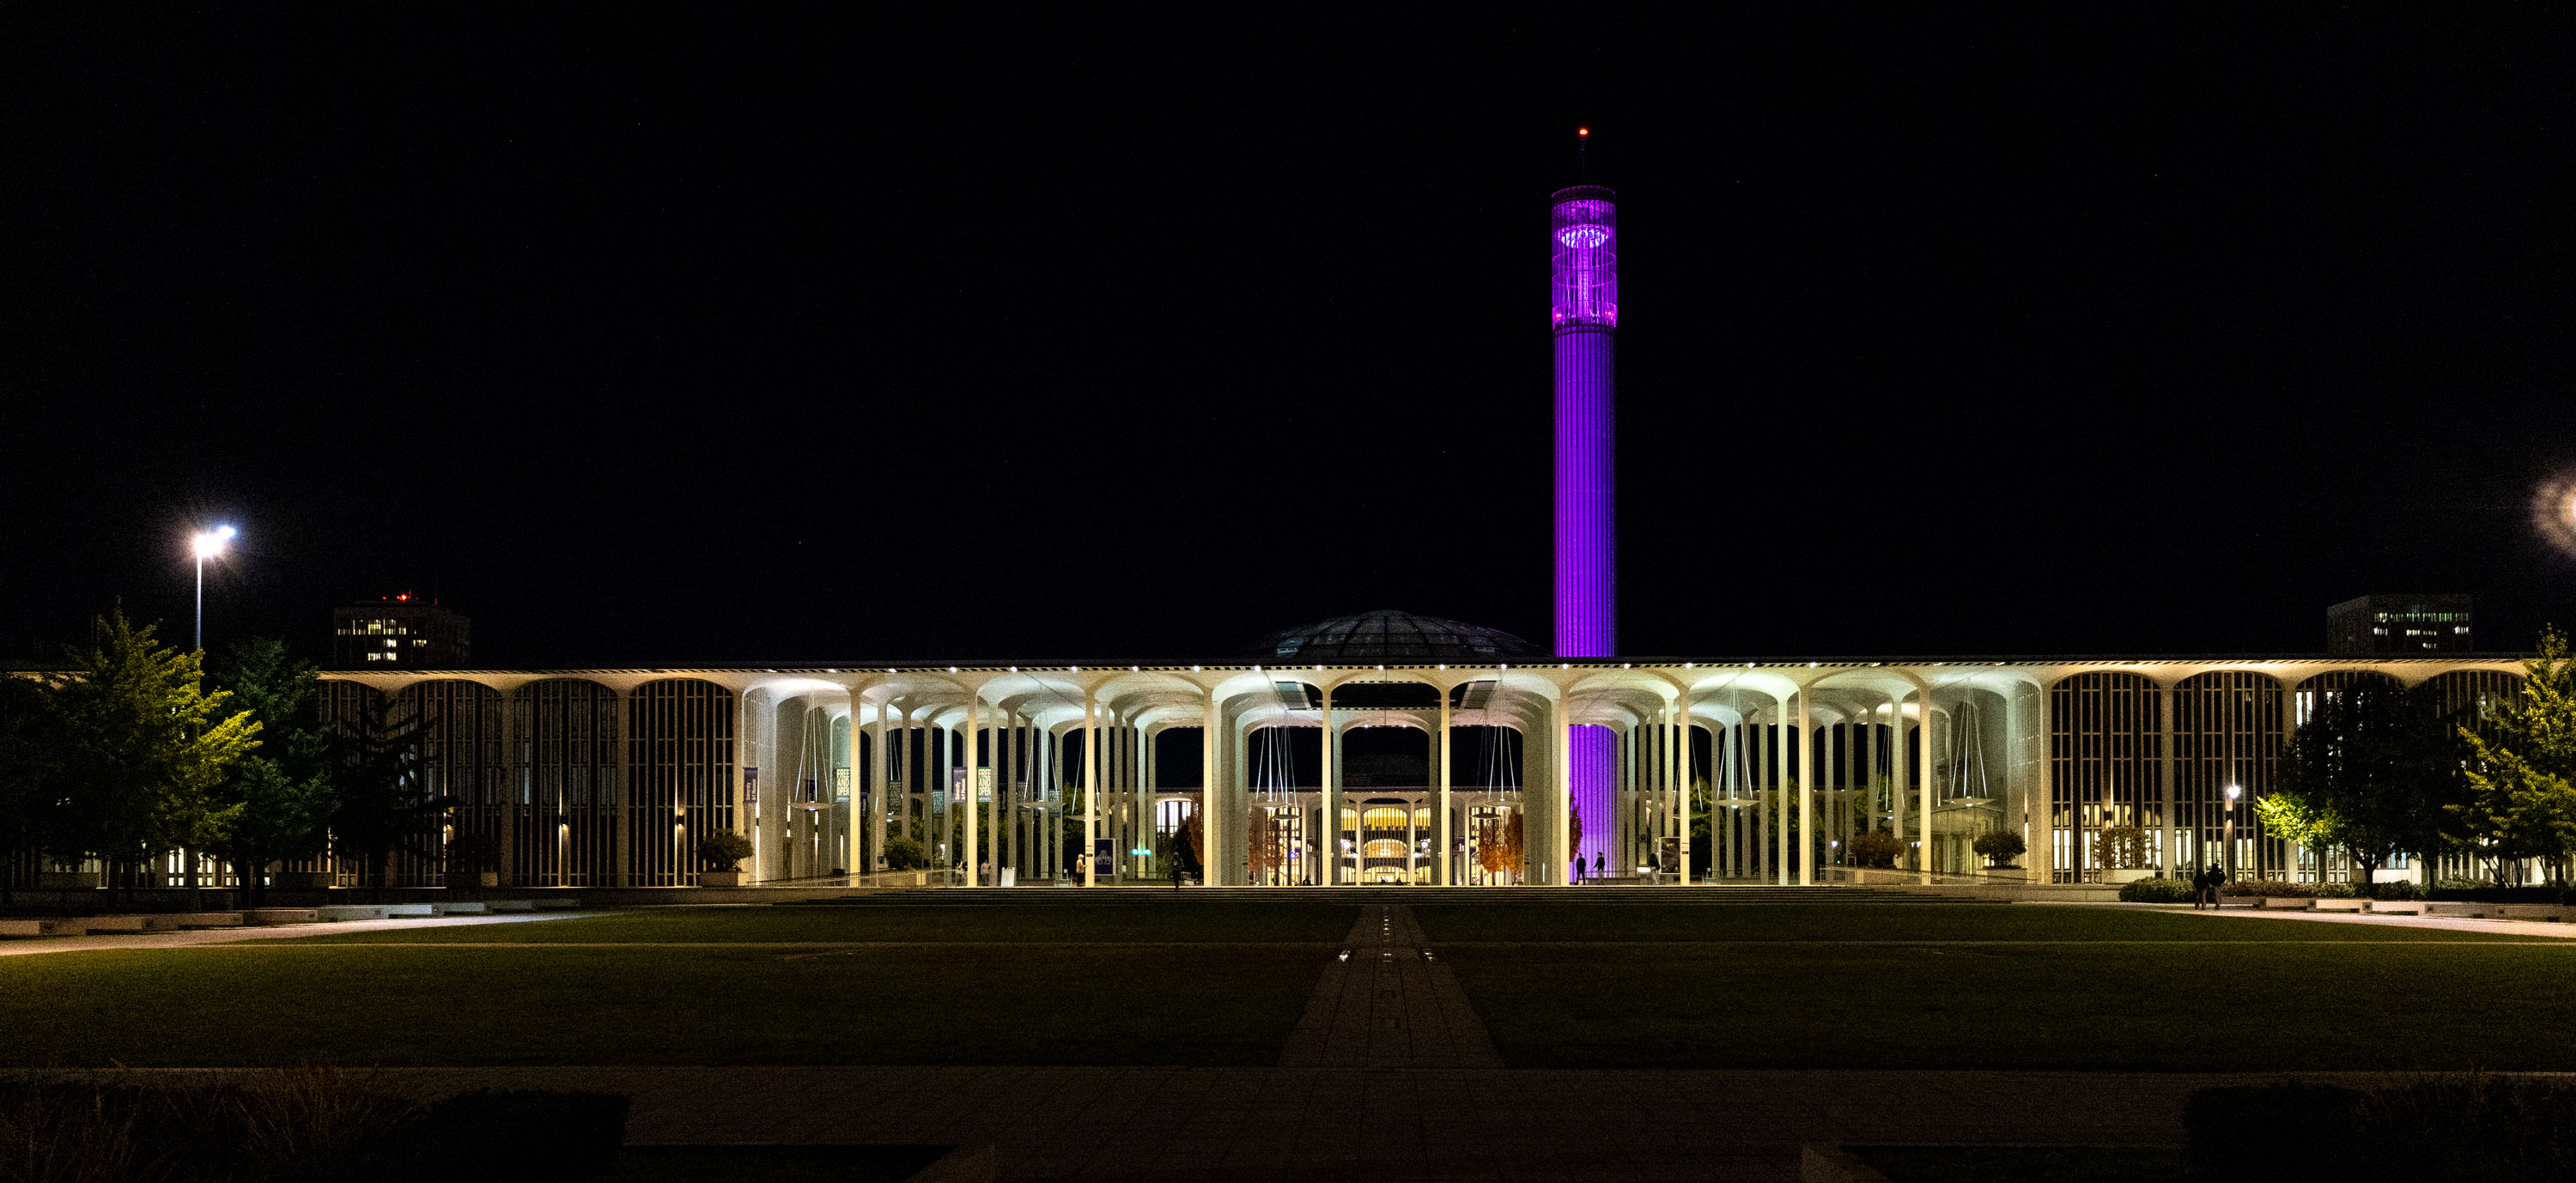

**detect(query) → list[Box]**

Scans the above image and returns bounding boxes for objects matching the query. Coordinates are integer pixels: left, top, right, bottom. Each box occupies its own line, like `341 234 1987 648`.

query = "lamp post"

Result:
189 525 236 652
2223 784 2242 883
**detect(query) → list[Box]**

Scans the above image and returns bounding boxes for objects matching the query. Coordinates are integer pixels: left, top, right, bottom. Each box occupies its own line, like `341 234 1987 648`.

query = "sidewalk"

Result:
0 912 591 957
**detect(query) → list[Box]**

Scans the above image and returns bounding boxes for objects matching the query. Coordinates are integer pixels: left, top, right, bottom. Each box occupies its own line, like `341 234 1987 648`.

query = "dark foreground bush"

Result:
2189 1077 2576 1182
2117 877 2195 903
0 1071 627 1183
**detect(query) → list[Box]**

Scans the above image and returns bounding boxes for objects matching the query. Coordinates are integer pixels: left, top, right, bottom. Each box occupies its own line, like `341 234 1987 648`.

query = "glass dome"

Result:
1255 610 1539 663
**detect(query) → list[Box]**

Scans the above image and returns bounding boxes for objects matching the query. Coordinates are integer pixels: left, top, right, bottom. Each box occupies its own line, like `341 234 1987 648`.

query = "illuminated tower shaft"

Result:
1552 185 1618 877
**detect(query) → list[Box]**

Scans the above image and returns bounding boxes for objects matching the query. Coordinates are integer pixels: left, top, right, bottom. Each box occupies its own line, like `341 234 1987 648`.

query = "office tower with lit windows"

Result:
2327 594 2474 654
332 597 471 669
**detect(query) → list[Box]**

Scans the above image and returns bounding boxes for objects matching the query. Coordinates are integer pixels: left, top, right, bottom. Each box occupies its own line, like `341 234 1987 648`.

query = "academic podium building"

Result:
317 610 2529 892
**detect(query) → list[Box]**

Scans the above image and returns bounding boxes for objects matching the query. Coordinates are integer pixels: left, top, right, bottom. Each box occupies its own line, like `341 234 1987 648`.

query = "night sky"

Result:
6 8 2571 668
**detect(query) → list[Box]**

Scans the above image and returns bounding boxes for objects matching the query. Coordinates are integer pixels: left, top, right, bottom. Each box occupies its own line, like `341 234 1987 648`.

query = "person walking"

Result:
2202 862 2226 909
2190 864 2211 910
1593 852 1605 883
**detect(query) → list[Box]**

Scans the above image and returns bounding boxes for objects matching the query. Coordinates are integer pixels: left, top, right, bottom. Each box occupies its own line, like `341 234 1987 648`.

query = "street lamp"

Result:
189 525 236 652
2223 785 2242 883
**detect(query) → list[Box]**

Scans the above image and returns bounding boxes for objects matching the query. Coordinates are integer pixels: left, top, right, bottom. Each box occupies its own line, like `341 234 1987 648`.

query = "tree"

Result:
0 675 48 906
1972 831 2026 869
884 834 930 871
45 613 258 892
2099 824 2149 871
2279 676 2467 885
204 640 335 903
1567 807 1584 871
330 695 442 898
2458 629 2576 890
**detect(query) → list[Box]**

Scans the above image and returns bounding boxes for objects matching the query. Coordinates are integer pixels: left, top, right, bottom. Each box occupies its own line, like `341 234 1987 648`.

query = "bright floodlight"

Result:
191 529 231 559
2226 785 2242 800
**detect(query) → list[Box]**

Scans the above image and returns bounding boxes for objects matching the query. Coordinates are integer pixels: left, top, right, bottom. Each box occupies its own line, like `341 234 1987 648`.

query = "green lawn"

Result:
10 901 2565 1071
260 901 1361 945
1423 904 2576 1071
2 908 1347 1067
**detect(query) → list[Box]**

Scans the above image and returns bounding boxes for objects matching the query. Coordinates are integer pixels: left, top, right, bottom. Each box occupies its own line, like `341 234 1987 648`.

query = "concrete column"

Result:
1893 697 1911 873
963 700 981 887
608 686 627 888
1919 693 1936 885
1321 687 1339 885
1797 690 1813 886
2159 682 2177 876
1437 686 1453 887
1083 696 1099 887
1677 708 1692 885
1553 693 1572 886
492 684 518 888
1772 708 1788 884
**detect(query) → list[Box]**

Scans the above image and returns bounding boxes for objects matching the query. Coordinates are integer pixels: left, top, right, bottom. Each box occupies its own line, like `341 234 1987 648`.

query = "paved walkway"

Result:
2176 907 2576 939
1279 905 1504 1070
0 912 590 957
86 1065 2374 1182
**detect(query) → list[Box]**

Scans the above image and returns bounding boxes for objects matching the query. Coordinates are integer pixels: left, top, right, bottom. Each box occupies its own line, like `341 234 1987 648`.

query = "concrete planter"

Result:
241 907 319 925
177 912 245 927
2312 898 2368 912
314 905 384 922
699 871 743 888
2367 900 2427 915
2497 905 2570 922
2257 898 2313 911
382 903 437 918
434 901 489 915
2216 897 2262 909
486 900 537 913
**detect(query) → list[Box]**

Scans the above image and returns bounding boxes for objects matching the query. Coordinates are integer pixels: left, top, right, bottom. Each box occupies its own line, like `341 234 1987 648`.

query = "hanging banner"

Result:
976 767 993 804
1094 837 1115 878
835 768 851 804
743 767 758 805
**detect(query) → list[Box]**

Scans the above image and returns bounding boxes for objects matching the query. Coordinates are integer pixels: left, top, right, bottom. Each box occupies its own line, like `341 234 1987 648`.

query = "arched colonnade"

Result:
320 654 2528 889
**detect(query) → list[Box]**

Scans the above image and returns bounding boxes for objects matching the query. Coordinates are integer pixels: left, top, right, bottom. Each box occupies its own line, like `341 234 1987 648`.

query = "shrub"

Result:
1846 829 1900 869
2367 879 2419 901
2119 877 2195 903
1971 831 2026 868
2312 881 2358 899
883 834 930 871
696 829 754 871
0 1071 628 1183
2188 1077 2576 1181
2436 876 2494 890
2221 880 2315 897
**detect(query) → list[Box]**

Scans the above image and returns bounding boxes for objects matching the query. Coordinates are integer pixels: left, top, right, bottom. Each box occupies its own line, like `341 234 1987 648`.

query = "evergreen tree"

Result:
45 613 258 891
2458 629 2576 889
331 694 442 898
206 640 336 903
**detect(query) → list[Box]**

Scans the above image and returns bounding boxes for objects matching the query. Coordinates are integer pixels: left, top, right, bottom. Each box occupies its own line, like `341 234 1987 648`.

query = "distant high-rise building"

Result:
2327 594 2472 654
332 596 471 668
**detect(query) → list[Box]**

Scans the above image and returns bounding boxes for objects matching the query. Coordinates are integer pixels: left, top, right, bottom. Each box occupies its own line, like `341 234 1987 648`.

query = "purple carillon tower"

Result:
1552 171 1618 878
